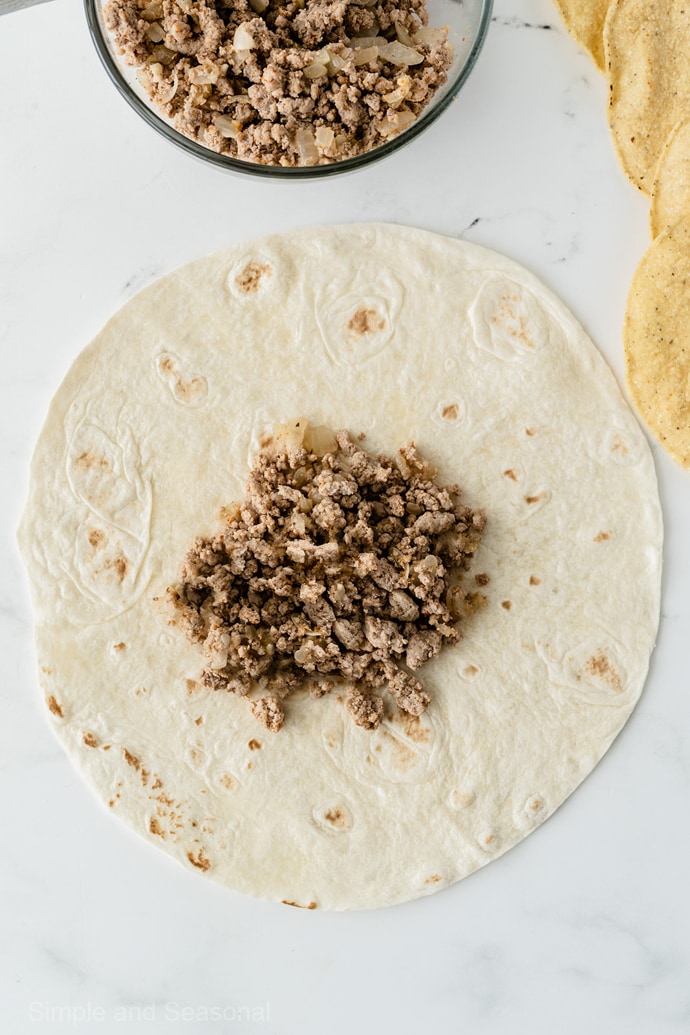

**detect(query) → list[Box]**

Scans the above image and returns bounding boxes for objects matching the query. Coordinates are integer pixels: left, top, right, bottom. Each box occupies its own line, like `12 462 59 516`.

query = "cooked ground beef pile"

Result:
103 0 453 166
169 422 486 731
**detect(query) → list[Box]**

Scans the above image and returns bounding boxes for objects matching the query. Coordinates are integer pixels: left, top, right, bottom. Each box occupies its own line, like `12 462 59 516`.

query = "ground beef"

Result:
103 0 453 166
168 420 486 731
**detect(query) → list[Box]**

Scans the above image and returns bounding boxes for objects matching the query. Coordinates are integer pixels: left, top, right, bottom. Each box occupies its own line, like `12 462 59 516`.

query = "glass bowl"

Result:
84 0 493 179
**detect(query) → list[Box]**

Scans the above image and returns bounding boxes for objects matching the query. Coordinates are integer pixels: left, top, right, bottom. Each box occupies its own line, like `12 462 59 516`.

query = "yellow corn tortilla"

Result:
625 217 690 468
605 0 690 194
553 0 611 71
650 118 690 239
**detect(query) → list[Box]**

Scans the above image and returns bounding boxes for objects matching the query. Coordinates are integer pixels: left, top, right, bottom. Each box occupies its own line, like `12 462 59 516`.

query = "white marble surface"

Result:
2 1 690 1032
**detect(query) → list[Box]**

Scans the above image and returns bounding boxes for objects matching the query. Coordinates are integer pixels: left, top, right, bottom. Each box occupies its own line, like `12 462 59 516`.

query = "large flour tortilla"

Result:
19 224 662 910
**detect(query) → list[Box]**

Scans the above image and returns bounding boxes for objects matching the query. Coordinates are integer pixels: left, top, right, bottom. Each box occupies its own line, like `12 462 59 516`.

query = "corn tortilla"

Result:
605 0 690 194
625 217 690 469
650 119 690 239
553 0 611 71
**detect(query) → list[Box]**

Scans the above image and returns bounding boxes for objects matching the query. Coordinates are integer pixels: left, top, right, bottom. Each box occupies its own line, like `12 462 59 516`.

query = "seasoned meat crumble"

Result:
168 421 486 730
103 0 453 166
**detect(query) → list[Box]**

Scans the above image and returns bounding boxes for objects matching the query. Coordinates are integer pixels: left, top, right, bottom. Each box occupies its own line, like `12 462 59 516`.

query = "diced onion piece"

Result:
303 61 328 79
314 126 335 150
233 24 256 50
188 64 219 85
353 46 379 66
158 73 179 103
349 35 388 48
214 115 241 139
135 67 153 90
145 21 165 43
324 50 347 74
378 109 416 138
394 22 416 47
140 0 163 21
150 45 176 65
249 0 269 10
271 418 309 451
413 26 447 45
378 41 424 66
383 75 411 107
295 127 320 165
304 423 337 455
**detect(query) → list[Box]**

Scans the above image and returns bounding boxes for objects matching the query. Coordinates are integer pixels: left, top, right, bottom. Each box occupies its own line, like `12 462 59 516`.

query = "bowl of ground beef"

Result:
85 0 492 176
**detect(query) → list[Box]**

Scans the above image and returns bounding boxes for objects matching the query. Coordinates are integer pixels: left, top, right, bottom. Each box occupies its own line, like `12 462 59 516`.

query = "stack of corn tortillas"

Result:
19 224 663 910
554 0 690 470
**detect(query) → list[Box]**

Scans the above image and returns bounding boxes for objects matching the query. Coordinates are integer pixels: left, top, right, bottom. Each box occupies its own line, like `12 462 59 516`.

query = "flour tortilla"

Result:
19 224 662 910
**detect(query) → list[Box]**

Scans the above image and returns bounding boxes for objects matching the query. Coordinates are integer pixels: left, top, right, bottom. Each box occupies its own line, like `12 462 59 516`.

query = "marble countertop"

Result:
2 1 689 1032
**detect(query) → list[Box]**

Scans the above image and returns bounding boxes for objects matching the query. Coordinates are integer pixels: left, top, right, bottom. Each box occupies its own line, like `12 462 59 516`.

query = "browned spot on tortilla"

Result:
525 427 536 436
76 450 109 470
236 260 271 293
324 734 336 749
529 575 541 586
140 767 150 786
113 642 126 652
381 730 418 769
482 833 496 847
424 874 442 884
151 776 163 791
347 307 385 336
528 797 543 812
282 900 317 910
195 716 203 725
475 572 489 586
463 664 479 677
525 493 546 505
219 773 235 790
88 529 105 548
82 732 98 748
611 434 629 456
248 739 262 750
501 600 512 610
102 744 111 751
46 695 63 717
324 807 347 827
246 761 253 770
123 748 140 769
584 651 624 693
186 679 203 695
441 403 459 420
503 469 518 481
258 434 274 450
594 531 612 542
41 666 53 674
149 817 165 838
110 557 128 582
400 712 431 743
187 848 211 871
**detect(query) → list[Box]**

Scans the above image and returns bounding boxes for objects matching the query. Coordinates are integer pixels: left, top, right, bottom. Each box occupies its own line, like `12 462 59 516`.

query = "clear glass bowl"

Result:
84 0 493 179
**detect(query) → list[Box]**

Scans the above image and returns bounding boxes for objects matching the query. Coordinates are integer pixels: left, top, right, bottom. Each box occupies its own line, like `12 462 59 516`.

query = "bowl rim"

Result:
84 0 494 179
